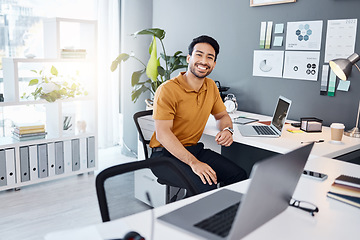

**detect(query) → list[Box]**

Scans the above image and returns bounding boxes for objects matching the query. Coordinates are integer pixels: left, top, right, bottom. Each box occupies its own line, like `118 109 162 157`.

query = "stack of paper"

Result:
12 123 47 141
60 48 87 59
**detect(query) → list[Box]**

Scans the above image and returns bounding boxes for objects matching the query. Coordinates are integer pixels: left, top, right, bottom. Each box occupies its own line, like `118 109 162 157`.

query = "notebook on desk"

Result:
158 143 314 240
238 95 292 137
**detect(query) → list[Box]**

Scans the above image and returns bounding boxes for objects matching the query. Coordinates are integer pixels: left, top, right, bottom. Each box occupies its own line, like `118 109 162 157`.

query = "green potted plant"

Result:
110 28 188 103
21 65 88 102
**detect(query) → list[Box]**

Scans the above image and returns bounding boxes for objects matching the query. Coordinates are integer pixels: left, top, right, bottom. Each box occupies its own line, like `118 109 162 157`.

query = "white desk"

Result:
45 156 360 240
203 111 360 158
134 110 360 207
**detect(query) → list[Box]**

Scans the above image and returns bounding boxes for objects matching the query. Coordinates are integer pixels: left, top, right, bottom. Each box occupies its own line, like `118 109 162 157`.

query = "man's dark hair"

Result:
188 35 220 61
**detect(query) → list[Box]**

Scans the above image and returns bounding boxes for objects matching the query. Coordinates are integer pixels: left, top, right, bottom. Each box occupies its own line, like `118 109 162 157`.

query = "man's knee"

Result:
226 167 247 186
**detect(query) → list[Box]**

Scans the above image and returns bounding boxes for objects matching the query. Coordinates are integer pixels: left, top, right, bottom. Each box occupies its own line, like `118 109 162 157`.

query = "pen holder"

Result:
300 117 323 132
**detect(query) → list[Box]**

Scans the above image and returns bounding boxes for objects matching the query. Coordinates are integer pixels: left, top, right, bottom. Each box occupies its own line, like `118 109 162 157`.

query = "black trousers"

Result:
150 142 247 194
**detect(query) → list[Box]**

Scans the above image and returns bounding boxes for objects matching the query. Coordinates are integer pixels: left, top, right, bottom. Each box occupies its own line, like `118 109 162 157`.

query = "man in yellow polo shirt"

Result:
150 35 247 194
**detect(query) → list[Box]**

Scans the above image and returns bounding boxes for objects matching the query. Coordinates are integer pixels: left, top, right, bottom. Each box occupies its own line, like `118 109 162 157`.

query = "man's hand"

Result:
190 161 217 185
215 129 233 146
155 119 218 185
213 110 234 147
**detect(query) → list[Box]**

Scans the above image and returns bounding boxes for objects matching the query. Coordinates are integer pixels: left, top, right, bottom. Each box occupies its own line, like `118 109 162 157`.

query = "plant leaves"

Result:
173 51 183 56
110 28 189 103
146 36 160 82
110 61 118 72
148 39 154 55
169 56 176 65
35 87 42 95
179 56 187 65
172 64 188 72
164 70 171 80
28 79 39 86
131 69 145 86
50 66 58 76
131 85 148 102
157 66 165 76
59 89 67 95
151 80 163 93
160 52 168 62
133 28 166 40
110 53 130 72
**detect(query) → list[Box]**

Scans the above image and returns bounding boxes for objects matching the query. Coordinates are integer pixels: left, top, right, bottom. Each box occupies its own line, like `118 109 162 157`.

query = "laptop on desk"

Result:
238 96 292 137
158 143 314 240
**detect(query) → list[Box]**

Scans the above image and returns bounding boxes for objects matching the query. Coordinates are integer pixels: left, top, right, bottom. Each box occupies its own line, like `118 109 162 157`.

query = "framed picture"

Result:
62 114 75 135
250 0 296 7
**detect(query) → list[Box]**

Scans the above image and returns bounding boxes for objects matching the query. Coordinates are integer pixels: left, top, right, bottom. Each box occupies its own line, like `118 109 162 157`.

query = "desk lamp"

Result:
329 53 360 138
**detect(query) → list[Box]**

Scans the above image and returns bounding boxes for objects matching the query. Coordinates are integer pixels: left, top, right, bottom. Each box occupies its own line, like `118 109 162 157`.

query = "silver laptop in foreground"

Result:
238 95 292 137
158 143 314 240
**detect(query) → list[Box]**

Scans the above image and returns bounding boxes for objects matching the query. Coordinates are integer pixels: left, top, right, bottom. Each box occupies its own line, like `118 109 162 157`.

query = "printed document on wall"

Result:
253 50 284 78
324 19 357 63
286 20 323 50
283 51 320 81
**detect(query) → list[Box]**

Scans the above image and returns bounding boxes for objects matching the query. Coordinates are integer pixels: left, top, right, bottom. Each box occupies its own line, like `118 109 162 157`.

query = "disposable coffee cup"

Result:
330 123 345 142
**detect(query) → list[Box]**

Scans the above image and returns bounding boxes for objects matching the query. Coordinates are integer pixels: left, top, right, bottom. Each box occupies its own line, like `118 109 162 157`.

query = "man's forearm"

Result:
216 114 233 131
157 129 198 166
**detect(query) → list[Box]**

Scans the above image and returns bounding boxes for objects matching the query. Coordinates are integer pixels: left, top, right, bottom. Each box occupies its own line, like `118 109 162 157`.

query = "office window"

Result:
0 0 96 63
0 0 96 136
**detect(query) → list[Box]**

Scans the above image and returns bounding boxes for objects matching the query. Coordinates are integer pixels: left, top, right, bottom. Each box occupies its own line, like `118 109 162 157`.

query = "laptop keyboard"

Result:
194 202 240 238
253 125 277 135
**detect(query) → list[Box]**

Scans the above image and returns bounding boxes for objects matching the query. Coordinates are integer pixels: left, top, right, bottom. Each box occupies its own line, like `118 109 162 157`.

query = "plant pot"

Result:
145 98 154 110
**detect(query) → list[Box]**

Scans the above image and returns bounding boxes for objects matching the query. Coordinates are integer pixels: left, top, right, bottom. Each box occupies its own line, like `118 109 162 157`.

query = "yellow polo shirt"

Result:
149 72 226 148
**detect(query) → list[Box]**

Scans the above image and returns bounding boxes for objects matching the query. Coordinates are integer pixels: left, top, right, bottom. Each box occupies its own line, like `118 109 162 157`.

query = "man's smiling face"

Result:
187 42 217 79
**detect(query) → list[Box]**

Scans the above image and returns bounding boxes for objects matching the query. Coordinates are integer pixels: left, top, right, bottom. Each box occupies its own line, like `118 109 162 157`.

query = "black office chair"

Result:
133 110 193 203
133 110 153 160
95 157 198 222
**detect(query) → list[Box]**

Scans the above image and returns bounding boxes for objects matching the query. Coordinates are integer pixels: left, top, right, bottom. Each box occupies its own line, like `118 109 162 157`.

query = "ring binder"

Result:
71 139 80 171
29 145 39 180
55 141 64 175
37 144 48 178
5 148 16 186
20 146 30 182
0 150 7 186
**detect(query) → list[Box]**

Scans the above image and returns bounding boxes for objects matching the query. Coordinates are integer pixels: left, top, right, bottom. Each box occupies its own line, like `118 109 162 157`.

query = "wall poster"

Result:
285 20 323 50
283 51 320 81
253 50 284 78
324 19 357 63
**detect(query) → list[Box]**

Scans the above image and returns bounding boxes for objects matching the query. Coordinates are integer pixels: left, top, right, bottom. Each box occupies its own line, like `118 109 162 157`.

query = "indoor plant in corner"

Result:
110 28 188 104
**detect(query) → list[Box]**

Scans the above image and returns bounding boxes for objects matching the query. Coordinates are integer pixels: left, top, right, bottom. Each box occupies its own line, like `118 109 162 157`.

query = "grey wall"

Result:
152 0 360 129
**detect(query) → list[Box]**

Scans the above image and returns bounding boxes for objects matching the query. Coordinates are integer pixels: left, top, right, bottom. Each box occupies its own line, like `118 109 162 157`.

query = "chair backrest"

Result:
95 156 199 222
133 110 154 159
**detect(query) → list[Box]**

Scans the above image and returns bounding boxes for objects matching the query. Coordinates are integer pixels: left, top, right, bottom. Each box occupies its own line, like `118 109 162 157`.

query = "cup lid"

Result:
330 123 345 129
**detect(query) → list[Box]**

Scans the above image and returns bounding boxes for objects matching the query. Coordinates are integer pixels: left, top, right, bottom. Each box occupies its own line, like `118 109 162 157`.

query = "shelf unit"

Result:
0 18 98 191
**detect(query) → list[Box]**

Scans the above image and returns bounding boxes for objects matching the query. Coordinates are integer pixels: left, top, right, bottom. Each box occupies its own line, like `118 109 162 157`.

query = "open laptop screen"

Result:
271 97 290 132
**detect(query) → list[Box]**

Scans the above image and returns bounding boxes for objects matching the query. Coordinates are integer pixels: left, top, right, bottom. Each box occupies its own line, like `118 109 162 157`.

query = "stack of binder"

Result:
327 175 360 208
12 123 47 141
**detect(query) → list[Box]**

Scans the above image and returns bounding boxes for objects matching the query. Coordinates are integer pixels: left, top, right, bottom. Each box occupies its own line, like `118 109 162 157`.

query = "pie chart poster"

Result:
253 50 284 78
